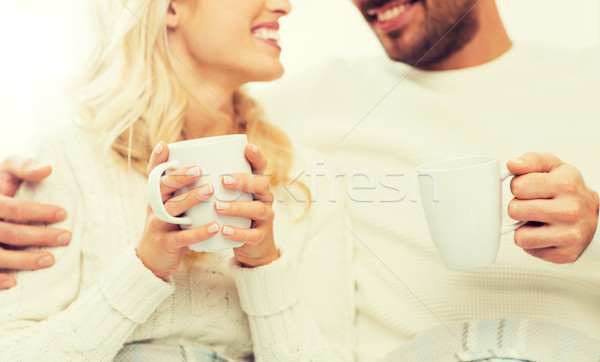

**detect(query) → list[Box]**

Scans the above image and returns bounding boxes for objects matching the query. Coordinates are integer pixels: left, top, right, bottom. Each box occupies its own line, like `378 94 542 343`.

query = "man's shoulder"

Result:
253 56 389 98
251 55 392 126
513 43 600 75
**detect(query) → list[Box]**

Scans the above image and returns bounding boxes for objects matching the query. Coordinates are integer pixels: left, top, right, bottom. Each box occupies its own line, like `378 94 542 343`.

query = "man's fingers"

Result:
0 195 67 223
1 155 52 182
0 222 71 247
507 152 564 176
508 198 582 224
0 274 16 289
523 246 579 264
244 144 268 176
147 142 169 175
510 173 556 199
513 223 561 249
0 248 55 270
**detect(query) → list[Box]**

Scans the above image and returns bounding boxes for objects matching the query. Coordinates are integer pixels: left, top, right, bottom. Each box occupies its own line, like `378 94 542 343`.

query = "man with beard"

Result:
252 0 600 360
1 0 600 360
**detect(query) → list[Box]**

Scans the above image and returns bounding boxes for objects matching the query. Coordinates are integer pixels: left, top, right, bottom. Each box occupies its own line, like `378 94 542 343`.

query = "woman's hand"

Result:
137 142 219 279
216 144 279 268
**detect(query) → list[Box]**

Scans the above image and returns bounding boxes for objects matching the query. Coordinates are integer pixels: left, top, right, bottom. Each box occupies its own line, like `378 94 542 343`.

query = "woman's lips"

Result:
251 22 281 50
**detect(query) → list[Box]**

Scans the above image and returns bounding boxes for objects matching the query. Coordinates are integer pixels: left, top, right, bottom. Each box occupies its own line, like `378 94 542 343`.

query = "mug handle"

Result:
500 169 527 234
148 160 193 226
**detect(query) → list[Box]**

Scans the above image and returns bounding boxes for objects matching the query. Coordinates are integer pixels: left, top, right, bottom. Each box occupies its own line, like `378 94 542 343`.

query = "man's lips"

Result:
366 0 413 16
364 0 418 32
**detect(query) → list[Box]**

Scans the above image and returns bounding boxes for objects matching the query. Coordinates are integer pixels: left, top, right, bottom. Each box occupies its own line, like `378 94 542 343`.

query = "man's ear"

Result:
166 1 182 29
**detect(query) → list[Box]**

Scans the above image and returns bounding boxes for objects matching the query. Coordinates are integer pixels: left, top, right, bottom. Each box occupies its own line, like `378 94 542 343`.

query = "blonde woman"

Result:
0 0 354 360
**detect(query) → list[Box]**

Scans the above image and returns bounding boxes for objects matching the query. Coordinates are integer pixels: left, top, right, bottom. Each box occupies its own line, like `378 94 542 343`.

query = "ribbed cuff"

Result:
99 248 174 324
577 202 600 263
229 247 299 317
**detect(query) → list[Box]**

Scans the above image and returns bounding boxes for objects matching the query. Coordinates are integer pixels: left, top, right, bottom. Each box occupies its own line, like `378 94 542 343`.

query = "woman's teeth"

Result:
253 28 280 42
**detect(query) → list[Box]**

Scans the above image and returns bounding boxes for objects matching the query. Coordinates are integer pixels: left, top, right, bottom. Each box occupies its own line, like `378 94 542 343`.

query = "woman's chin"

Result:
247 65 285 84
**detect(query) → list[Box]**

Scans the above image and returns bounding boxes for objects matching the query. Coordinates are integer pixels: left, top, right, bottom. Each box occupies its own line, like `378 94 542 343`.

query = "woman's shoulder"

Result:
27 121 123 187
279 145 346 220
29 122 98 165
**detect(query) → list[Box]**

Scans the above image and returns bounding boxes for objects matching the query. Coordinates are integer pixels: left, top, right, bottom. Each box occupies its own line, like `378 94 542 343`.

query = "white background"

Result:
0 0 599 158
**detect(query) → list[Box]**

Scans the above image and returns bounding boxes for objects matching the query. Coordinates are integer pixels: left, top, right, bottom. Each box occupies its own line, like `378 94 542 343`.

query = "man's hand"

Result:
507 152 599 264
0 155 71 289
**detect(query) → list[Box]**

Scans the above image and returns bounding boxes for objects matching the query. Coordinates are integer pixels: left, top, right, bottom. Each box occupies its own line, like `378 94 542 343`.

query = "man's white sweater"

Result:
254 43 600 360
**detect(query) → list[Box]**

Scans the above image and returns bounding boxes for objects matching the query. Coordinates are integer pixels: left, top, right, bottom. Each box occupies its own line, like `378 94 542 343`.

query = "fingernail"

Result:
27 161 49 171
1 280 15 289
153 142 164 154
197 184 213 197
186 166 201 178
57 233 71 245
215 201 230 210
207 223 220 233
38 256 54 267
511 158 526 165
55 209 67 221
222 175 236 185
250 144 258 154
222 226 234 236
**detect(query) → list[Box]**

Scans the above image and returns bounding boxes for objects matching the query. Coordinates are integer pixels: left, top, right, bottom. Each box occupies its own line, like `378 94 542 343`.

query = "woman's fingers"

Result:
147 142 169 174
221 173 273 202
221 225 263 244
244 144 268 176
166 222 221 248
215 200 274 221
147 143 204 197
159 166 203 198
164 184 214 217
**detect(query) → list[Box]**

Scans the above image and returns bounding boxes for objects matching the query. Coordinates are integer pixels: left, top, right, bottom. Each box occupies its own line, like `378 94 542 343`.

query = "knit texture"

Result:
0 128 355 361
254 43 600 361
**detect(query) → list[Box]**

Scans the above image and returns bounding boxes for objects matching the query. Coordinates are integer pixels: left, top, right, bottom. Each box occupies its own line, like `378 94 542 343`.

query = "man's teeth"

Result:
253 28 280 42
377 4 409 22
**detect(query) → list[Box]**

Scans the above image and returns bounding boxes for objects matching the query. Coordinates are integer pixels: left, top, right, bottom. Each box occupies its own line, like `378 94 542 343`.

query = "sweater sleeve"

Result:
229 159 355 361
577 196 600 263
0 138 174 361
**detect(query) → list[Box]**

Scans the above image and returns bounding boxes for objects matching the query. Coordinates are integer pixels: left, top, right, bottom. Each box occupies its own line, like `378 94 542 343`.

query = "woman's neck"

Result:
168 46 240 139
183 84 237 140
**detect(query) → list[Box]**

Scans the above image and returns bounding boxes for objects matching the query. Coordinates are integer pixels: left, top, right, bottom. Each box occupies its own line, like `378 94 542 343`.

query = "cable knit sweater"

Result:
0 127 355 361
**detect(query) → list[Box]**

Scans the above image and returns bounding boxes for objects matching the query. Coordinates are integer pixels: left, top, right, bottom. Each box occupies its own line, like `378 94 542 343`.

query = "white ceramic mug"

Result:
417 156 526 270
148 134 252 252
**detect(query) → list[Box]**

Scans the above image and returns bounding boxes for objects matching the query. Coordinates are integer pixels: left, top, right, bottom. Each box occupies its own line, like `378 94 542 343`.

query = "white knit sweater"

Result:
254 43 600 361
0 128 355 361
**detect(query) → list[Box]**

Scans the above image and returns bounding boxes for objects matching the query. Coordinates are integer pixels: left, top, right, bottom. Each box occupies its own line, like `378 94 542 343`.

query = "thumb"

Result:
1 155 52 182
507 152 564 176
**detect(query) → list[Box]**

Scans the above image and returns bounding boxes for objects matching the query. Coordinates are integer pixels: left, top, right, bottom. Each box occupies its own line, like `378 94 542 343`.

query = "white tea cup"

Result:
417 156 526 270
148 134 252 252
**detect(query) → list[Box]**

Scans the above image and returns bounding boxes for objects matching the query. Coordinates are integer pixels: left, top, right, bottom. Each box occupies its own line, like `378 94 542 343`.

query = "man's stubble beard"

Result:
380 0 480 67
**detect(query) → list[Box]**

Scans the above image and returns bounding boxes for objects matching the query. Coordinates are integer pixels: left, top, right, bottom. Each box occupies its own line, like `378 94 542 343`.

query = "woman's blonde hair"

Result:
72 0 309 205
